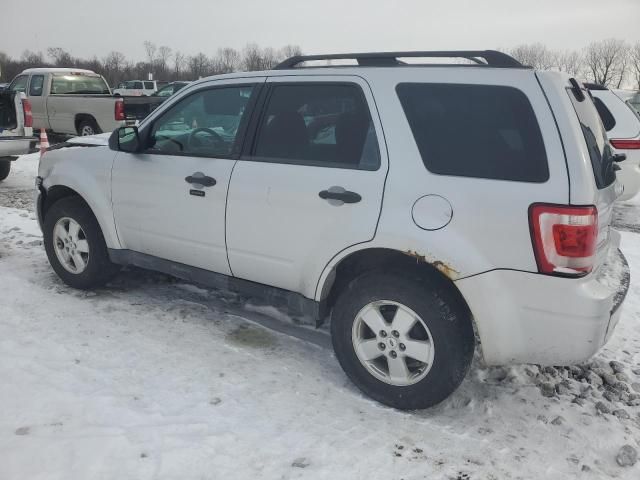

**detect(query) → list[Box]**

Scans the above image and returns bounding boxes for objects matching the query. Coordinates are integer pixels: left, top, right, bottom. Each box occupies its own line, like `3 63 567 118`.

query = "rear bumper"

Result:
456 230 630 365
0 137 36 157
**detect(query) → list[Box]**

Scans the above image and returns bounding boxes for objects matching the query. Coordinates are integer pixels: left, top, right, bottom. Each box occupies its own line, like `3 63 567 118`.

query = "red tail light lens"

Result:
22 99 33 128
610 139 640 150
114 99 125 121
529 204 598 276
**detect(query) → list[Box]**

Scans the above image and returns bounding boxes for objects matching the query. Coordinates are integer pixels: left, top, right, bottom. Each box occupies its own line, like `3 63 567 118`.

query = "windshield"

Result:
51 74 110 94
567 86 616 189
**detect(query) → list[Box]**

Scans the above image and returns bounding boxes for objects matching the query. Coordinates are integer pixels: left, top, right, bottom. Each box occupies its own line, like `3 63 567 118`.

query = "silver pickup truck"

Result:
0 90 35 181
7 68 131 136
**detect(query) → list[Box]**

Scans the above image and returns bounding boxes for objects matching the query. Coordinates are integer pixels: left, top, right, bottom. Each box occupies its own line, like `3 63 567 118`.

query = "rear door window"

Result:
29 75 45 96
252 83 380 170
396 83 549 182
567 90 616 189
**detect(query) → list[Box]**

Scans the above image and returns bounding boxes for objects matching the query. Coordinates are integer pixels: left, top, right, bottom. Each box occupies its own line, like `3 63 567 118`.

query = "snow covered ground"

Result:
1 153 639 479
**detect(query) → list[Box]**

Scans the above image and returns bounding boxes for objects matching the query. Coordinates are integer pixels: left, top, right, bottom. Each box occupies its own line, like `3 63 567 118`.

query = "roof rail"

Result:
274 50 524 70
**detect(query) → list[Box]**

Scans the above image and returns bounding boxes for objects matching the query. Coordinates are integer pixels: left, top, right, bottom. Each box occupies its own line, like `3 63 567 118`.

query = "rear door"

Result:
225 76 388 296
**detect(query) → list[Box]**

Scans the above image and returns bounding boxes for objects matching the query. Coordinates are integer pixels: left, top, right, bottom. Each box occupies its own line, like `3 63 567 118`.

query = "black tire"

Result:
331 271 474 410
0 160 10 181
77 118 100 136
43 196 120 289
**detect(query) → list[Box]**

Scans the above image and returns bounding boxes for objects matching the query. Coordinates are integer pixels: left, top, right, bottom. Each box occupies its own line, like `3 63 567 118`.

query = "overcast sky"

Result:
1 0 639 60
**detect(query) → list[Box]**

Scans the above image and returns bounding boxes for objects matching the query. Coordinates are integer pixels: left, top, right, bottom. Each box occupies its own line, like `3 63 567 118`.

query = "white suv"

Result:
586 84 640 201
35 51 630 409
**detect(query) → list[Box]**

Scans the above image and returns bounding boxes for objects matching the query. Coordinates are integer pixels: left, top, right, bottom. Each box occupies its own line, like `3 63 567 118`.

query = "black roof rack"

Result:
274 50 524 70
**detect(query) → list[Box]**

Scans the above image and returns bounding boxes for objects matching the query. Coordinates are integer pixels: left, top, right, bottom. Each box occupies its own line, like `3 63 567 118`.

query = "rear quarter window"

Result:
396 83 549 182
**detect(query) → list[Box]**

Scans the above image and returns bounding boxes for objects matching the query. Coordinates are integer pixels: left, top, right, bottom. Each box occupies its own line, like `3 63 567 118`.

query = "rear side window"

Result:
567 90 616 189
592 97 616 131
396 83 549 182
29 75 44 96
252 83 380 170
144 82 155 89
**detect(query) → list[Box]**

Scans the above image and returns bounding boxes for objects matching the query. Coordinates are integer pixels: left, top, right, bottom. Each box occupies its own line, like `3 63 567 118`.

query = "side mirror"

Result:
109 126 141 152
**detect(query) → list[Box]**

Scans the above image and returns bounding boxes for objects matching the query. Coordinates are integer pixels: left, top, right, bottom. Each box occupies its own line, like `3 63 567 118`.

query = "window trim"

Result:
240 81 381 172
28 74 45 97
395 82 550 183
139 82 262 160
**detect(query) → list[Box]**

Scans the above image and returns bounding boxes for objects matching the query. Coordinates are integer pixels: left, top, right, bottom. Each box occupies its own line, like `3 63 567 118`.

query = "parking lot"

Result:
0 152 639 479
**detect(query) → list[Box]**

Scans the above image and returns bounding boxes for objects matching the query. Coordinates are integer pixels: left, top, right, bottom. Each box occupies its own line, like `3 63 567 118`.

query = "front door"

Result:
226 77 388 296
112 79 263 274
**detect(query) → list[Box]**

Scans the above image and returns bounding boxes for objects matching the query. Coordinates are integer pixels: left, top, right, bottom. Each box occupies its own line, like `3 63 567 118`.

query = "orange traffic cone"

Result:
39 129 49 158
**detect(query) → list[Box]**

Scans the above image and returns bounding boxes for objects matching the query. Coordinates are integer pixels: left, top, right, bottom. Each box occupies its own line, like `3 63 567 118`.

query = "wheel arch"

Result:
42 183 119 249
317 247 473 326
74 114 100 134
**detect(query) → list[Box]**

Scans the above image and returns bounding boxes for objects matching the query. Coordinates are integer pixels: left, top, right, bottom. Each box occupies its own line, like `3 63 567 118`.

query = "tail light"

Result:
529 204 598 277
610 139 640 150
22 99 33 128
114 99 125 121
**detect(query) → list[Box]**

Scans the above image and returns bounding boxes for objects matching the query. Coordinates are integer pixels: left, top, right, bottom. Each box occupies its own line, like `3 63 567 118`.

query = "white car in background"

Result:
587 84 640 201
113 80 162 96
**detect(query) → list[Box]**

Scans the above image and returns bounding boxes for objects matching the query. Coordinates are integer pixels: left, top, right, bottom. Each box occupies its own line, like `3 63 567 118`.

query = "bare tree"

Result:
102 51 126 85
259 47 280 70
631 42 640 89
280 45 302 60
156 46 172 77
188 52 209 78
47 47 74 67
584 39 629 87
21 50 45 66
242 43 264 71
216 47 241 73
144 41 157 66
173 51 186 79
556 50 583 77
509 43 556 70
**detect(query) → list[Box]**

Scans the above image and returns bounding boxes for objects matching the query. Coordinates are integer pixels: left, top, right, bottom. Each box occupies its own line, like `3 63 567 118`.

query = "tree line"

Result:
0 42 302 87
508 39 640 89
1 39 639 90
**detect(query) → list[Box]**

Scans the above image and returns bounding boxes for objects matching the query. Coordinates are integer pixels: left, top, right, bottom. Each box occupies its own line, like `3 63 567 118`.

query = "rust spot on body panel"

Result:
403 250 459 280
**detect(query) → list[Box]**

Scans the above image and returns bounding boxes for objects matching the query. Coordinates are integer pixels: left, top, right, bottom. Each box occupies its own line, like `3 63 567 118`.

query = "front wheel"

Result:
0 160 11 181
43 197 120 289
331 272 475 410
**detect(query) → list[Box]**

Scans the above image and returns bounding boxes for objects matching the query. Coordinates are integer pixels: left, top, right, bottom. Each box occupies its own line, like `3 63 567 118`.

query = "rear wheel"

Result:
43 197 120 289
331 272 474 410
0 160 11 181
77 119 100 136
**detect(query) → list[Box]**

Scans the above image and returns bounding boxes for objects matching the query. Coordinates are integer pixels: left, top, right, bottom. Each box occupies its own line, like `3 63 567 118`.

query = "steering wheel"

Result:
188 127 225 149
